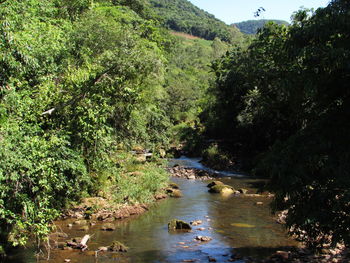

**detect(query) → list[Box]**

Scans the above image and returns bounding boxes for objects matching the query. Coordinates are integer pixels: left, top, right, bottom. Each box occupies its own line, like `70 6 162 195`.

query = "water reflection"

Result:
3 157 298 263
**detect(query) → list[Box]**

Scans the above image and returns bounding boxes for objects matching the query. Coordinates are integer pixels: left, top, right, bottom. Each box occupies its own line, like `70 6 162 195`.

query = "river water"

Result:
4 157 299 263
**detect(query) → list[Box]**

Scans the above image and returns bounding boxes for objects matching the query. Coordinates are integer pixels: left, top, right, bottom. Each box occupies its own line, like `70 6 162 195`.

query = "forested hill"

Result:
234 19 289 34
148 0 243 43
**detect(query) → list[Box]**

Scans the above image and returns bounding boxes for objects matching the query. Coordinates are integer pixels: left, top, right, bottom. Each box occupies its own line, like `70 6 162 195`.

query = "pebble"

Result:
190 220 203 226
195 236 212 242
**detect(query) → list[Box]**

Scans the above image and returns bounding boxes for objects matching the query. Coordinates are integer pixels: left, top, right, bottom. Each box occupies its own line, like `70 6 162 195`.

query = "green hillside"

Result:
234 19 289 34
148 0 244 43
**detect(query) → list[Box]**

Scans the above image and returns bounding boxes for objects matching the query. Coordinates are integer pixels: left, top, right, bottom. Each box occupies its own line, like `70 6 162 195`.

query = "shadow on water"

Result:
233 246 298 259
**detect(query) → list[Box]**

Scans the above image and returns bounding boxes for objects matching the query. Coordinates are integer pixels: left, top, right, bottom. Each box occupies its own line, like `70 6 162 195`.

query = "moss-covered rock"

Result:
109 241 128 252
207 181 224 188
168 182 180 189
166 188 183 198
168 219 192 231
208 185 235 195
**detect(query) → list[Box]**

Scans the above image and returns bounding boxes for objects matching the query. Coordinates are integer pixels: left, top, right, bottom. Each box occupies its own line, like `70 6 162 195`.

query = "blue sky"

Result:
187 0 330 24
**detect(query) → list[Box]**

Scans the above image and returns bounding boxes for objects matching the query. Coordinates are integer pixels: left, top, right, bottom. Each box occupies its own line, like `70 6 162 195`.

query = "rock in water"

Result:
195 236 212 242
168 182 180 189
166 188 183 198
208 185 235 195
207 181 224 188
109 241 128 252
190 220 203 226
101 223 116 231
78 225 89 231
168 219 192 231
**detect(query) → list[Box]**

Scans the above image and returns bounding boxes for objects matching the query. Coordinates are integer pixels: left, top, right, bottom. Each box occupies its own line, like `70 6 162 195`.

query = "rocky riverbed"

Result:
4 157 348 263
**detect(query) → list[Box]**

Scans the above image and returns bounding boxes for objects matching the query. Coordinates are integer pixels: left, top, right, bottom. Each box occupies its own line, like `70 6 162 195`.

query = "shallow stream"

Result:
4 157 298 263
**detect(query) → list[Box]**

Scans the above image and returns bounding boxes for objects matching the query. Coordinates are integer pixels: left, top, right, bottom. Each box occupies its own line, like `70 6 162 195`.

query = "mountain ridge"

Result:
234 19 289 34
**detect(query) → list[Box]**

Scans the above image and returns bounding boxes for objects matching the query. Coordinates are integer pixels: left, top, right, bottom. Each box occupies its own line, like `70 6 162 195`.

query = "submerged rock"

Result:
101 223 116 231
109 241 128 252
168 219 192 231
73 220 87 225
208 256 217 262
78 225 89 231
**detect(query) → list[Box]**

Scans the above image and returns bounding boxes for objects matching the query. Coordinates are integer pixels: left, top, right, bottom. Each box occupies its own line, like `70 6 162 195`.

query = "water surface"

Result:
4 157 298 263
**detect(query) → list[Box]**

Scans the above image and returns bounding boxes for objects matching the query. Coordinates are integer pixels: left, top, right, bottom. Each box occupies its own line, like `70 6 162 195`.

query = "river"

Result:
3 157 299 263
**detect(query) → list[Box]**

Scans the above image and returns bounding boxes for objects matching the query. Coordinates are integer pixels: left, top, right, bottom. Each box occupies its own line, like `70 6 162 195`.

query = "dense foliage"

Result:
0 0 235 251
203 0 350 247
234 19 289 34
148 0 244 43
0 0 172 249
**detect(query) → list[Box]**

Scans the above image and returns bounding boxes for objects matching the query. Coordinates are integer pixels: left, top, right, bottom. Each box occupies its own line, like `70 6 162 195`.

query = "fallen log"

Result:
79 234 90 250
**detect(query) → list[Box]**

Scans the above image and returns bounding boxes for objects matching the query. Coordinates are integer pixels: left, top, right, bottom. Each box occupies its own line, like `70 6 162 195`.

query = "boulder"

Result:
168 219 192 231
208 185 235 195
168 182 180 189
109 241 128 252
207 181 224 188
166 188 183 198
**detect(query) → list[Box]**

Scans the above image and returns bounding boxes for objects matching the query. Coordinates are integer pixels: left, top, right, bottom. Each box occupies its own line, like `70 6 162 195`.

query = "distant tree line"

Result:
149 0 244 43
234 19 289 34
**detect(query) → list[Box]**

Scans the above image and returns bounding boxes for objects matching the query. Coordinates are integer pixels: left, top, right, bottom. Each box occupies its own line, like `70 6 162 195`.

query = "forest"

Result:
0 0 349 261
234 19 289 34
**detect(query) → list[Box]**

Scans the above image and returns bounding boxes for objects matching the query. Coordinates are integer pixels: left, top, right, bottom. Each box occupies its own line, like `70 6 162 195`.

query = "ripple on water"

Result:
5 157 299 263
